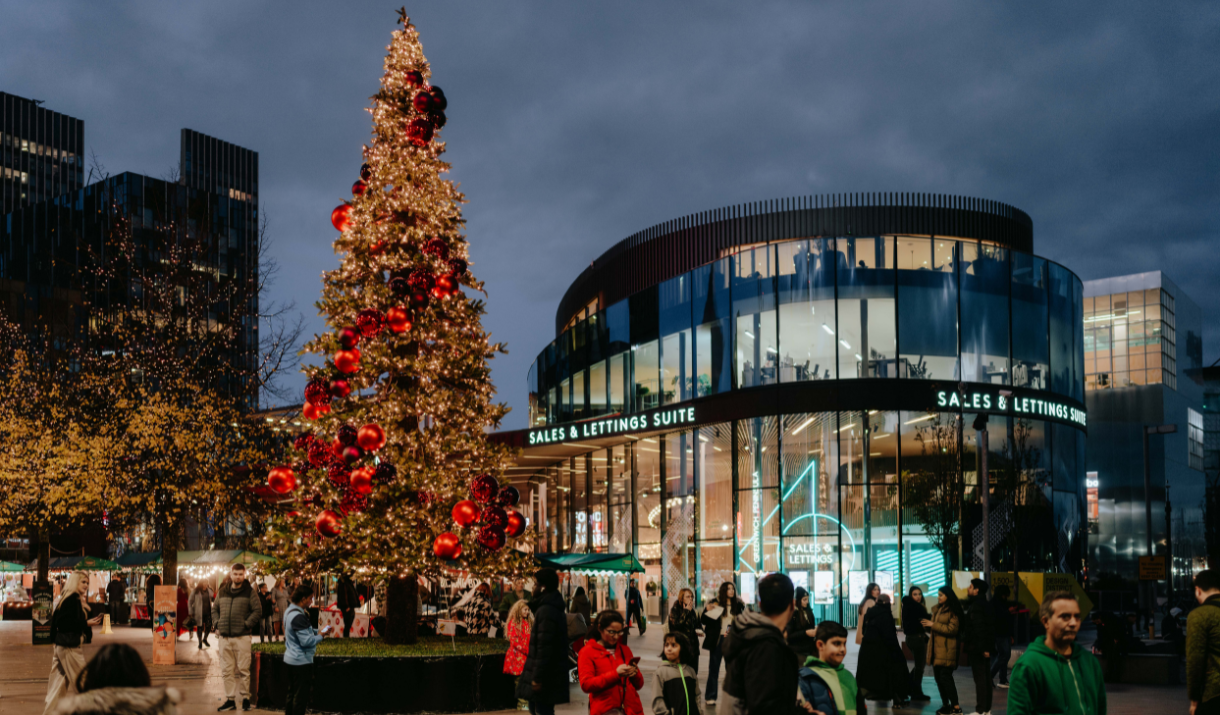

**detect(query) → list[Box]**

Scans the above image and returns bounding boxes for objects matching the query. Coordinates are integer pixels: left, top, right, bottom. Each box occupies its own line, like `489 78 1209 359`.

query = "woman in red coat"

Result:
175 578 191 637
578 610 644 715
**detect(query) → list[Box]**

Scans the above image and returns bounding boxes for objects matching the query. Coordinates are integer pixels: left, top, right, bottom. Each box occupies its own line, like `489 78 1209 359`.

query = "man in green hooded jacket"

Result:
1008 591 1106 715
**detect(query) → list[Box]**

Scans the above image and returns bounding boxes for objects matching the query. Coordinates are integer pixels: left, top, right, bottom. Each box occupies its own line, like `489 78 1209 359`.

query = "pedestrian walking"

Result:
271 578 291 641
336 573 359 639
190 580 214 649
505 600 534 711
902 586 932 701
856 593 910 707
53 643 181 715
145 573 161 631
961 578 995 715
283 584 333 715
666 588 701 673
579 609 645 715
989 585 1016 689
798 621 860 715
922 586 963 715
570 586 592 628
214 564 262 712
43 571 104 715
176 579 190 638
855 583 880 645
106 573 127 625
257 583 275 642
786 586 818 665
700 581 743 705
1007 591 1105 715
720 573 800 715
516 568 571 715
1188 570 1220 715
652 632 704 715
627 579 646 635
463 583 503 636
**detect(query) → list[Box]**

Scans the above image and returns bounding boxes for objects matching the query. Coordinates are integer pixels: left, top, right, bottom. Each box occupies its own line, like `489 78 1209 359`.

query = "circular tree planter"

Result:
253 638 515 713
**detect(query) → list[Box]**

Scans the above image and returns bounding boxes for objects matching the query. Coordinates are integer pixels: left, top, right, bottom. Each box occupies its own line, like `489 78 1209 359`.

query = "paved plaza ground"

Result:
0 620 1190 714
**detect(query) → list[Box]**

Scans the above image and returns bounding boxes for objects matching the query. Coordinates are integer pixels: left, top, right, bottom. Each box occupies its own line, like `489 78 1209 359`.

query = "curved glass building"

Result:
500 193 1087 622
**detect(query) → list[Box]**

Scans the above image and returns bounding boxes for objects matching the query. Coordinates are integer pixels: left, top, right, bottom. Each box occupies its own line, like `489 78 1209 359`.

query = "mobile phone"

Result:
630 657 641 666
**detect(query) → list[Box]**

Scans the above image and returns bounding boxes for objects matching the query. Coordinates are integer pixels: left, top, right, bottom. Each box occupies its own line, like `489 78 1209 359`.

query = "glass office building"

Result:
498 194 1088 622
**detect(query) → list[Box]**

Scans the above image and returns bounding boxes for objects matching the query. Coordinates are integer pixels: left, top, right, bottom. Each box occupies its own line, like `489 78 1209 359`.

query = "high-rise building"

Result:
1083 272 1205 601
0 92 85 216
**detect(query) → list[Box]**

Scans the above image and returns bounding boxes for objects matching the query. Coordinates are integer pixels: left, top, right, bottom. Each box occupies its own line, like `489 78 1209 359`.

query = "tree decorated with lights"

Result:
262 10 527 645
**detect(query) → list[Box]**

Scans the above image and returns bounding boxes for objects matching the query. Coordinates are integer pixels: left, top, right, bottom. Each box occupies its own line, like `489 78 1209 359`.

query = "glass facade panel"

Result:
634 340 660 411
898 238 959 380
663 431 696 596
961 244 1011 384
836 237 896 379
692 259 733 397
589 360 607 416
734 247 778 388
1049 264 1077 397
777 239 837 382
1012 253 1049 390
661 330 693 404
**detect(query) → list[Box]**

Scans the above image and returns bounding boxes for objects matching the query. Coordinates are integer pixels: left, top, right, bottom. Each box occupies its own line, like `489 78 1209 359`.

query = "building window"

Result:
1189 408 1205 471
1086 471 1099 534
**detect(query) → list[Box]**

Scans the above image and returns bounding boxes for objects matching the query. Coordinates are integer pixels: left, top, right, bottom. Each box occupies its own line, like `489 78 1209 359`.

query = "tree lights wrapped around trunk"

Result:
262 9 528 645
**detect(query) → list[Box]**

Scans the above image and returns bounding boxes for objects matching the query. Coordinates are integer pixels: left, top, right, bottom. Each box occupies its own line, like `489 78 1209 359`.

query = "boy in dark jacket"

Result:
961 578 995 714
798 621 864 715
721 573 800 715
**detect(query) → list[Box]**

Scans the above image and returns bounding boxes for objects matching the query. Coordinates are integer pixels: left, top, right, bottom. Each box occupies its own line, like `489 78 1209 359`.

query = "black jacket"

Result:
337 578 359 610
901 595 930 642
785 607 817 660
667 604 701 665
856 604 910 701
721 610 800 715
961 595 996 656
991 597 1015 638
516 590 571 705
106 580 127 604
145 574 161 602
699 600 742 652
51 592 92 648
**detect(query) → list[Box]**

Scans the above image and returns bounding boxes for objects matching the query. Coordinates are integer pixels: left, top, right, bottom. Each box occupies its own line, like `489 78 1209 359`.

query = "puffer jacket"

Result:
214 580 261 638
52 687 181 715
515 590 571 705
926 603 960 668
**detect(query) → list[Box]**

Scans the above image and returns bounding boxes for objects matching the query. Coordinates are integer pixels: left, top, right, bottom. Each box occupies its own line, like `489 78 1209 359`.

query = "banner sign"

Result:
152 585 177 665
935 387 1087 429
529 406 696 445
32 582 53 645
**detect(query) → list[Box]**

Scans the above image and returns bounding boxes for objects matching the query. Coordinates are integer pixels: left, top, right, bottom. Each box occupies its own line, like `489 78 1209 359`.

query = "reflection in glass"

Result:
961 244 1011 384
778 239 837 381
836 237 896 379
661 330 693 404
1012 253 1049 389
634 340 660 410
897 238 959 380
734 247 778 389
693 259 733 397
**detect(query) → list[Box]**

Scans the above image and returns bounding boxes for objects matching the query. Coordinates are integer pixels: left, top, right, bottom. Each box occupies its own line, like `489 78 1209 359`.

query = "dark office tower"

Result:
179 128 258 202
0 92 85 216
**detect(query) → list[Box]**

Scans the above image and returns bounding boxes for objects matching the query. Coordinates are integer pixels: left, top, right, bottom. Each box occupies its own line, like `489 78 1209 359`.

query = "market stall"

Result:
0 561 29 620
533 553 644 620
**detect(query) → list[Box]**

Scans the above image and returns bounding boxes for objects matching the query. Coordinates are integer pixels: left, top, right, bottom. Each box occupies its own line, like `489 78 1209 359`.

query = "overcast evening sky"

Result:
2 2 1218 429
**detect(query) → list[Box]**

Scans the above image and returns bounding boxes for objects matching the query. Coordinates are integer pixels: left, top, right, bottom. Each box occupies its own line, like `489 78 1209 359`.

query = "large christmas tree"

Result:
264 10 526 644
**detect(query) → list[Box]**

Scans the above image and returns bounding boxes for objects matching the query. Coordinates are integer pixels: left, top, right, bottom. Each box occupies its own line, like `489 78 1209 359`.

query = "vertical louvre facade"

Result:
0 92 85 216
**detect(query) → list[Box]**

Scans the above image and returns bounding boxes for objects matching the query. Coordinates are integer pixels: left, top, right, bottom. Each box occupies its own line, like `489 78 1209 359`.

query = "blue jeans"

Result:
706 642 723 701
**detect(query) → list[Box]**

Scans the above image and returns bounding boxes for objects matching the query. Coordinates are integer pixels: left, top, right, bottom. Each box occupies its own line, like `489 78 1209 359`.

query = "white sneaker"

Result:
996 682 1009 689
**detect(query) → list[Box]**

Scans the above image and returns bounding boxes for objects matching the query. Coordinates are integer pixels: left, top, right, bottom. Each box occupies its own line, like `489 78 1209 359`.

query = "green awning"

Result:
0 561 25 572
116 552 163 568
76 555 120 571
534 553 644 574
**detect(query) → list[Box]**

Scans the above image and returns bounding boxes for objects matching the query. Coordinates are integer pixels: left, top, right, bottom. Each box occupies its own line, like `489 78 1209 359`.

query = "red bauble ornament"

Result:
482 506 508 530
373 462 397 484
423 237 449 260
315 510 342 538
497 485 521 507
307 440 329 467
329 378 351 399
406 119 434 147
357 308 385 337
404 70 424 87
370 240 388 256
357 424 386 451
476 524 506 551
352 180 367 196
432 274 456 299
335 349 360 374
342 445 364 465
389 276 410 296
340 491 367 515
327 462 350 487
305 378 331 405
386 306 412 333
433 532 462 560
413 90 436 113
349 467 374 495
505 510 527 538
409 292 431 312
447 258 468 276
331 439 346 458
339 326 361 350
302 401 330 420
293 434 313 452
452 499 482 528
360 162 373 181
268 466 297 495
429 86 447 110
470 474 500 504
331 205 352 232
337 425 358 445
408 268 435 293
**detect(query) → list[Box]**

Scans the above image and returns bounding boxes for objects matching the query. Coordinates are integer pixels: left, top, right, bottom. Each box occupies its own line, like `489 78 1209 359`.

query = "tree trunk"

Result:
162 516 182 586
36 528 50 584
385 574 419 645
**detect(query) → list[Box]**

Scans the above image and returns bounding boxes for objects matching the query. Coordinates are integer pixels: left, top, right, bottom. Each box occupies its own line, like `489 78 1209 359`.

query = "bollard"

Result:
102 613 113 634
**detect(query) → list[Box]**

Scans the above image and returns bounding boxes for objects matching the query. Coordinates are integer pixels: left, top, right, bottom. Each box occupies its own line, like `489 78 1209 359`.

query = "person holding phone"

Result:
578 610 645 715
283 584 332 715
43 571 105 714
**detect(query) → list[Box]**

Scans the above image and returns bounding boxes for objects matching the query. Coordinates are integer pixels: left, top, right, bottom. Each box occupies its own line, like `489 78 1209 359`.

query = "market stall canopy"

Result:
114 550 277 571
534 553 643 575
116 552 163 569
28 556 120 572
0 561 25 572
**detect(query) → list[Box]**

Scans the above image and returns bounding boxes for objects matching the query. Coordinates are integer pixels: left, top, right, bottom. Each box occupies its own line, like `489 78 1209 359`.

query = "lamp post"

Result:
974 413 990 582
1144 423 1177 630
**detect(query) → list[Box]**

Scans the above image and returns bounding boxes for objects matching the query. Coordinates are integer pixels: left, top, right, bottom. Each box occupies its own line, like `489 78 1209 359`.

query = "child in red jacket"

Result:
579 610 645 715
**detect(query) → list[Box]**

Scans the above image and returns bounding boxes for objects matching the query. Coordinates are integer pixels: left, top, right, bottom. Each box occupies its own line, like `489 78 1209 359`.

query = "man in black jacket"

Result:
336 573 359 638
106 573 127 624
516 568 570 715
627 579 645 635
721 573 800 715
962 578 996 715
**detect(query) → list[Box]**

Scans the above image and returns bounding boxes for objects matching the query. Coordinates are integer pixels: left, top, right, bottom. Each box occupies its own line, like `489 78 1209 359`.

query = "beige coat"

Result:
926 603 960 667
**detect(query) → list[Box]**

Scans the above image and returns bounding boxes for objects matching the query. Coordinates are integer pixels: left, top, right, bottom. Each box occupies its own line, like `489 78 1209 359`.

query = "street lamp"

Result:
1144 423 1176 628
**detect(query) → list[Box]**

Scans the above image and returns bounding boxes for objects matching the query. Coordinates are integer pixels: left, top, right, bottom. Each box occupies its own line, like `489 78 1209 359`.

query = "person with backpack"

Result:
282 584 334 715
798 621 863 715
517 568 570 715
1188 569 1220 715
921 586 963 715
720 572 800 715
214 564 262 712
961 578 996 715
579 610 645 715
1007 591 1105 715
651 632 704 715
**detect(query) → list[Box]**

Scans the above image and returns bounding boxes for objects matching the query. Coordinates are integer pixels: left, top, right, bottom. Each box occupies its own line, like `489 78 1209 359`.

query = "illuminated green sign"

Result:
528 406 697 445
935 388 1086 428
